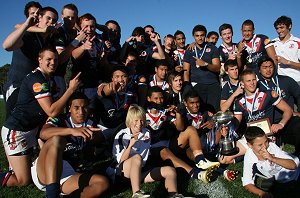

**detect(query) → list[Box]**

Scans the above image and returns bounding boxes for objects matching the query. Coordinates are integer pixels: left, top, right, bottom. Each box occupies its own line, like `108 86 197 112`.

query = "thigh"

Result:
61 173 81 195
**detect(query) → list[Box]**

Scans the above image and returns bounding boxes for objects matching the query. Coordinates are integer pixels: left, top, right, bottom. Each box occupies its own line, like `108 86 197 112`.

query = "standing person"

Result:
242 126 299 198
71 13 105 113
53 3 86 100
206 31 219 46
218 23 238 64
236 19 277 73
111 105 186 198
2 6 58 119
0 47 80 187
173 30 186 72
273 16 300 85
183 24 221 113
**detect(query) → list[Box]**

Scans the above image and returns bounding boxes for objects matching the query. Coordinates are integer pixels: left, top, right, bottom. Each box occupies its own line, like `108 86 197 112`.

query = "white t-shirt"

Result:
273 34 300 82
242 142 300 186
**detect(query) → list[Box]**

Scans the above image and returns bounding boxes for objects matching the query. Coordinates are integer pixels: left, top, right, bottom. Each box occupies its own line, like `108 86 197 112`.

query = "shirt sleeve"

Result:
242 150 256 186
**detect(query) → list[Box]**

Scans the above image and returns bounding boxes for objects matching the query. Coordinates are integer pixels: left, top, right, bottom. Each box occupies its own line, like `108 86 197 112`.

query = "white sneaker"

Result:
196 159 220 170
132 190 151 198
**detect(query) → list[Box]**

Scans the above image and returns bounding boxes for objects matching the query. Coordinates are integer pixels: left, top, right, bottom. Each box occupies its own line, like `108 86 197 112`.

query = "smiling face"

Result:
147 91 164 105
241 73 257 95
175 33 186 49
38 11 58 28
155 65 168 81
248 135 269 158
184 96 200 114
38 50 58 76
259 61 275 79
69 99 89 124
241 24 254 41
112 70 128 91
275 23 291 40
80 19 96 39
129 117 144 135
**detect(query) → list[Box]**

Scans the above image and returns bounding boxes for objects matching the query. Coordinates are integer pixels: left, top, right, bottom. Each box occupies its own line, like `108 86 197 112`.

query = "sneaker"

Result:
1 171 12 187
198 168 218 183
168 193 185 198
132 190 151 198
223 169 239 182
196 159 220 170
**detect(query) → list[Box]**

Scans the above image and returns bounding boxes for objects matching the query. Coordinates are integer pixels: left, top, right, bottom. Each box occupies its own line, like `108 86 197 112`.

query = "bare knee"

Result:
161 166 176 179
131 154 143 166
10 173 32 187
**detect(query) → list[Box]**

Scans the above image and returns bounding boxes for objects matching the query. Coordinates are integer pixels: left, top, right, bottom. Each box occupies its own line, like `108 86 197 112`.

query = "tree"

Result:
0 64 10 94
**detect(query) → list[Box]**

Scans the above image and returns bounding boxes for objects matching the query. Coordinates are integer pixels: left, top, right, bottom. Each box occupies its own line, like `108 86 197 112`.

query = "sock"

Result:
168 192 177 196
46 183 60 198
68 189 81 198
234 156 244 163
0 171 12 187
195 154 205 164
215 167 224 175
189 168 201 179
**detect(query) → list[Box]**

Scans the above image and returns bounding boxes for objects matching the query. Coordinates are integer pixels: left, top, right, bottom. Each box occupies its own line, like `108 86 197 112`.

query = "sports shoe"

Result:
223 169 239 182
1 171 12 187
196 158 220 170
168 193 185 198
132 190 151 198
198 168 218 183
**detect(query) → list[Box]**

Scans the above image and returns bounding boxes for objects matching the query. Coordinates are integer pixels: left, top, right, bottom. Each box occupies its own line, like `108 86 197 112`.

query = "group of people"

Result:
1 1 300 198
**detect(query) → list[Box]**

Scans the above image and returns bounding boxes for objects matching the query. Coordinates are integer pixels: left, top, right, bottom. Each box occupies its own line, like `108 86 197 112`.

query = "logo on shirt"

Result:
32 83 42 92
42 83 49 91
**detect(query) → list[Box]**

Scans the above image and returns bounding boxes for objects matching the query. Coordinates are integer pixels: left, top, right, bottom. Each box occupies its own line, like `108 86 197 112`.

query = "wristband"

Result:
278 122 285 128
71 38 80 47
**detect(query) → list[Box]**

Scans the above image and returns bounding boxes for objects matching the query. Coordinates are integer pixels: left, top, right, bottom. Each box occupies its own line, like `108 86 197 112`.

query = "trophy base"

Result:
221 147 239 156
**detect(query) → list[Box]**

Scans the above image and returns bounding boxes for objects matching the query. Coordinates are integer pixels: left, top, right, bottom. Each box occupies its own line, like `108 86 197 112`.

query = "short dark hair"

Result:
144 25 154 31
62 3 78 15
24 1 42 18
38 45 58 57
79 13 96 25
224 59 238 71
274 16 292 29
192 25 207 36
40 6 58 22
257 56 275 69
207 31 219 39
105 20 121 32
245 126 266 144
111 65 128 77
183 89 199 102
147 86 163 97
174 30 185 38
219 23 233 35
155 59 169 68
239 69 256 81
132 26 145 37
242 19 254 29
68 92 89 107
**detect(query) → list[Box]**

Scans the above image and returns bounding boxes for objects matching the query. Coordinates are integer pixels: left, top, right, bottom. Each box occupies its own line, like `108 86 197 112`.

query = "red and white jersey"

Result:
149 75 169 90
273 35 300 81
146 109 167 131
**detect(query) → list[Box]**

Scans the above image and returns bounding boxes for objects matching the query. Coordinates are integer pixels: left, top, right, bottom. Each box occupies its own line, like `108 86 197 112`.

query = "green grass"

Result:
0 98 299 197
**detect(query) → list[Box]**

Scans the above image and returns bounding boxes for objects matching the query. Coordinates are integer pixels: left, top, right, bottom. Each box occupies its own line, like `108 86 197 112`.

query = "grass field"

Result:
0 98 298 197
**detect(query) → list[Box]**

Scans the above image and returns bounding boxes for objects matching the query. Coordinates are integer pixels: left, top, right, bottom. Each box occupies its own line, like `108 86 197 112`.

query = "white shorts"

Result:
31 158 76 192
1 126 38 156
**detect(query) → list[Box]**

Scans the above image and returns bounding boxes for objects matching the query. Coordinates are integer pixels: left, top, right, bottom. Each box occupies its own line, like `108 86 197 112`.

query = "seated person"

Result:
31 92 109 197
242 126 300 198
146 86 218 183
110 105 186 198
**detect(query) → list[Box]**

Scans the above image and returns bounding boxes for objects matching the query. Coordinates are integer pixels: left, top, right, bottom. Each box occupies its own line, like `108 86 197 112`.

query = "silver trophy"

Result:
213 111 239 156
